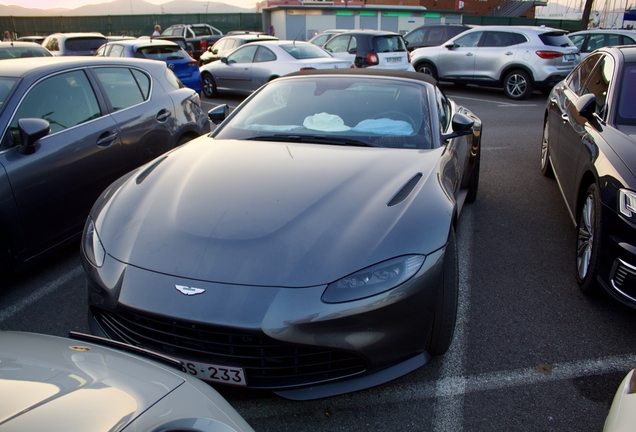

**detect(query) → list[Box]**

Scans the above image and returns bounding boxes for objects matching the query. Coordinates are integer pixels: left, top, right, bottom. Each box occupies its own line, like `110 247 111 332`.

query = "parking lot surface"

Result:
2 84 635 431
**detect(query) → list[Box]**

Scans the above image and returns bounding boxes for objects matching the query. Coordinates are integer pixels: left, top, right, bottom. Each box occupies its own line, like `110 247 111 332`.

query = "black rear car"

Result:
542 45 636 307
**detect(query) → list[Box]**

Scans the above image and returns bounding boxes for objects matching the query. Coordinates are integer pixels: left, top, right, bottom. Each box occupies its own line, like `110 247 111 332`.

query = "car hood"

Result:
95 137 452 287
0 331 184 430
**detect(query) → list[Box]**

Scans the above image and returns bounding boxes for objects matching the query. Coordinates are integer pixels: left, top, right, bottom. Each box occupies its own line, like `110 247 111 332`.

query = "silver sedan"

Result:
199 40 353 97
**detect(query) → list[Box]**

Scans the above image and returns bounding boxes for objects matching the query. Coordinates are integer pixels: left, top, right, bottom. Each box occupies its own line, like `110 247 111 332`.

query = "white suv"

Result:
410 25 580 99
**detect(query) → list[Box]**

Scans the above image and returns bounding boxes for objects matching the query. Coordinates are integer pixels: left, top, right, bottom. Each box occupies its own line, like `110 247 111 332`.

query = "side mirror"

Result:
221 57 228 64
575 93 597 119
212 48 218 54
18 118 50 155
441 113 474 141
208 104 229 125
445 43 456 50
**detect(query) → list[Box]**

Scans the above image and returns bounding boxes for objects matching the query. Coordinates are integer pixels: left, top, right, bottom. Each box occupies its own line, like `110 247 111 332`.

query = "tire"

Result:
504 70 533 100
576 183 602 295
415 62 438 80
466 145 480 204
201 73 218 98
540 117 554 178
427 227 459 356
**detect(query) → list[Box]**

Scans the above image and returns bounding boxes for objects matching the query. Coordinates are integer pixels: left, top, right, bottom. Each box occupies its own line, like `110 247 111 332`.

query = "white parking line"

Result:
234 353 635 419
0 266 84 324
450 95 538 107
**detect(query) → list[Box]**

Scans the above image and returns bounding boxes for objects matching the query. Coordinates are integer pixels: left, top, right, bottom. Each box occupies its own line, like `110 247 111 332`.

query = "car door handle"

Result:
465 52 474 56
96 131 117 147
156 109 171 122
505 51 514 56
561 113 569 122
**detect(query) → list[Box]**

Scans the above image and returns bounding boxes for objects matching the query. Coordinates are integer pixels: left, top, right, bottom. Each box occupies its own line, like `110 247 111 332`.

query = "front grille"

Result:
93 308 367 389
611 258 636 301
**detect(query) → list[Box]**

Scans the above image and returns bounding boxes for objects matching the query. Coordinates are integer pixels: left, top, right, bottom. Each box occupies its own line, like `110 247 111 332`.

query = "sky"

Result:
5 0 258 9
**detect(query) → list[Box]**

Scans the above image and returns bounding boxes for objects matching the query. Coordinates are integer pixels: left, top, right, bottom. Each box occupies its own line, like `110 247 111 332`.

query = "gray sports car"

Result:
81 69 482 400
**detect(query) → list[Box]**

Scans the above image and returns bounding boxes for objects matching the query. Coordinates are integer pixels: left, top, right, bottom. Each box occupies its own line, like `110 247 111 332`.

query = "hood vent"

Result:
387 173 422 207
136 156 168 185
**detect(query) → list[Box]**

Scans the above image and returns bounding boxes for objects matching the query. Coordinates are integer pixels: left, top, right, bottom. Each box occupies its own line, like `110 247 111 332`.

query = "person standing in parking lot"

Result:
152 25 161 37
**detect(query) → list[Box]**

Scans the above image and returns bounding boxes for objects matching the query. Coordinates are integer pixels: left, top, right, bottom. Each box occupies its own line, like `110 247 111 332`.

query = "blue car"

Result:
96 38 202 93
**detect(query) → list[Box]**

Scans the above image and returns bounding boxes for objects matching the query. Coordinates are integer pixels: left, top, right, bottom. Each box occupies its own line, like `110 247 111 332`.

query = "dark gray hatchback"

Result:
0 57 210 280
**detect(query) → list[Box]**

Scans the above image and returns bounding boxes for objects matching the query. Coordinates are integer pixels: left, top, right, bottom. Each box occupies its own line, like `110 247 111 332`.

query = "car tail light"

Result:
536 51 564 59
300 67 316 71
407 50 411 63
366 53 379 65
187 60 198 67
201 40 207 50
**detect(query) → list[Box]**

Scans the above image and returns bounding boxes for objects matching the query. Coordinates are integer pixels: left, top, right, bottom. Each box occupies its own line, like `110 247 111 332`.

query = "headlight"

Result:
619 189 636 222
322 255 425 303
82 218 105 268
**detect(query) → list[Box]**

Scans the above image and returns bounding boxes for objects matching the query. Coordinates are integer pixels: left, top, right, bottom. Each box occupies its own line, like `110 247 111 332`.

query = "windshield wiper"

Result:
245 134 379 147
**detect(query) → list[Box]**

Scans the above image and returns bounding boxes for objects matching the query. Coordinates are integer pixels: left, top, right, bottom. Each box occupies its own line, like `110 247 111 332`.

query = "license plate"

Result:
386 57 403 63
182 359 247 386
564 54 576 61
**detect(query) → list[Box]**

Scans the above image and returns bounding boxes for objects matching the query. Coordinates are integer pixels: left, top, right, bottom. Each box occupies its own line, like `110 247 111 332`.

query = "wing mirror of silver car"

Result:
445 43 457 50
441 112 474 142
208 104 229 124
17 118 50 155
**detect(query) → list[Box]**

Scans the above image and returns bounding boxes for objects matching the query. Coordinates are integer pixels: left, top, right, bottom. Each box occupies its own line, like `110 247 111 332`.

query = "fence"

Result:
1 13 580 39
0 13 263 38
463 15 582 31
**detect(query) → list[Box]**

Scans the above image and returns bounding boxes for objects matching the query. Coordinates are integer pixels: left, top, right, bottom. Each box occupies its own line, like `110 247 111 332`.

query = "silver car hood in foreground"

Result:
0 331 182 430
95 137 452 287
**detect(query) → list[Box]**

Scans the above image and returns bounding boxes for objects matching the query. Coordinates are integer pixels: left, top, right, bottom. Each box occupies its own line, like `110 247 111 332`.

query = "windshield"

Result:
281 43 333 59
0 78 17 114
0 46 51 59
65 37 107 51
214 76 433 149
616 63 636 126
539 32 575 48
137 45 187 60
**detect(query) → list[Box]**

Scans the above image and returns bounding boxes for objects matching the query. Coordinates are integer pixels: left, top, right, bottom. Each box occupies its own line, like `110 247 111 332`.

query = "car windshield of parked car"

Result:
0 78 17 113
137 45 187 60
0 46 51 59
539 31 575 47
214 76 433 149
373 36 407 52
281 43 333 59
65 37 107 51
616 63 636 126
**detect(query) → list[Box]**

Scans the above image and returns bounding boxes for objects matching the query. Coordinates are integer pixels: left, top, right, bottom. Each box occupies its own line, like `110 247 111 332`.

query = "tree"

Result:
581 0 595 30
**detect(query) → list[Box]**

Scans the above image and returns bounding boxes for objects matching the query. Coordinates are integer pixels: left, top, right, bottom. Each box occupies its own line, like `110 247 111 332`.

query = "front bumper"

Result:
598 205 636 308
84 248 445 398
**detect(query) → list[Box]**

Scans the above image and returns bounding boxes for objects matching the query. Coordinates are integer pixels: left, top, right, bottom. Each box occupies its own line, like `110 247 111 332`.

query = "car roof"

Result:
609 44 636 61
0 41 47 48
109 38 179 48
45 32 107 39
0 56 166 78
337 29 403 36
463 25 562 33
286 67 438 86
569 29 636 35
225 34 278 41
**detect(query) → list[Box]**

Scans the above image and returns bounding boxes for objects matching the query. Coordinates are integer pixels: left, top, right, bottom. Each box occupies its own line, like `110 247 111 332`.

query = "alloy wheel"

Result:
577 194 594 280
